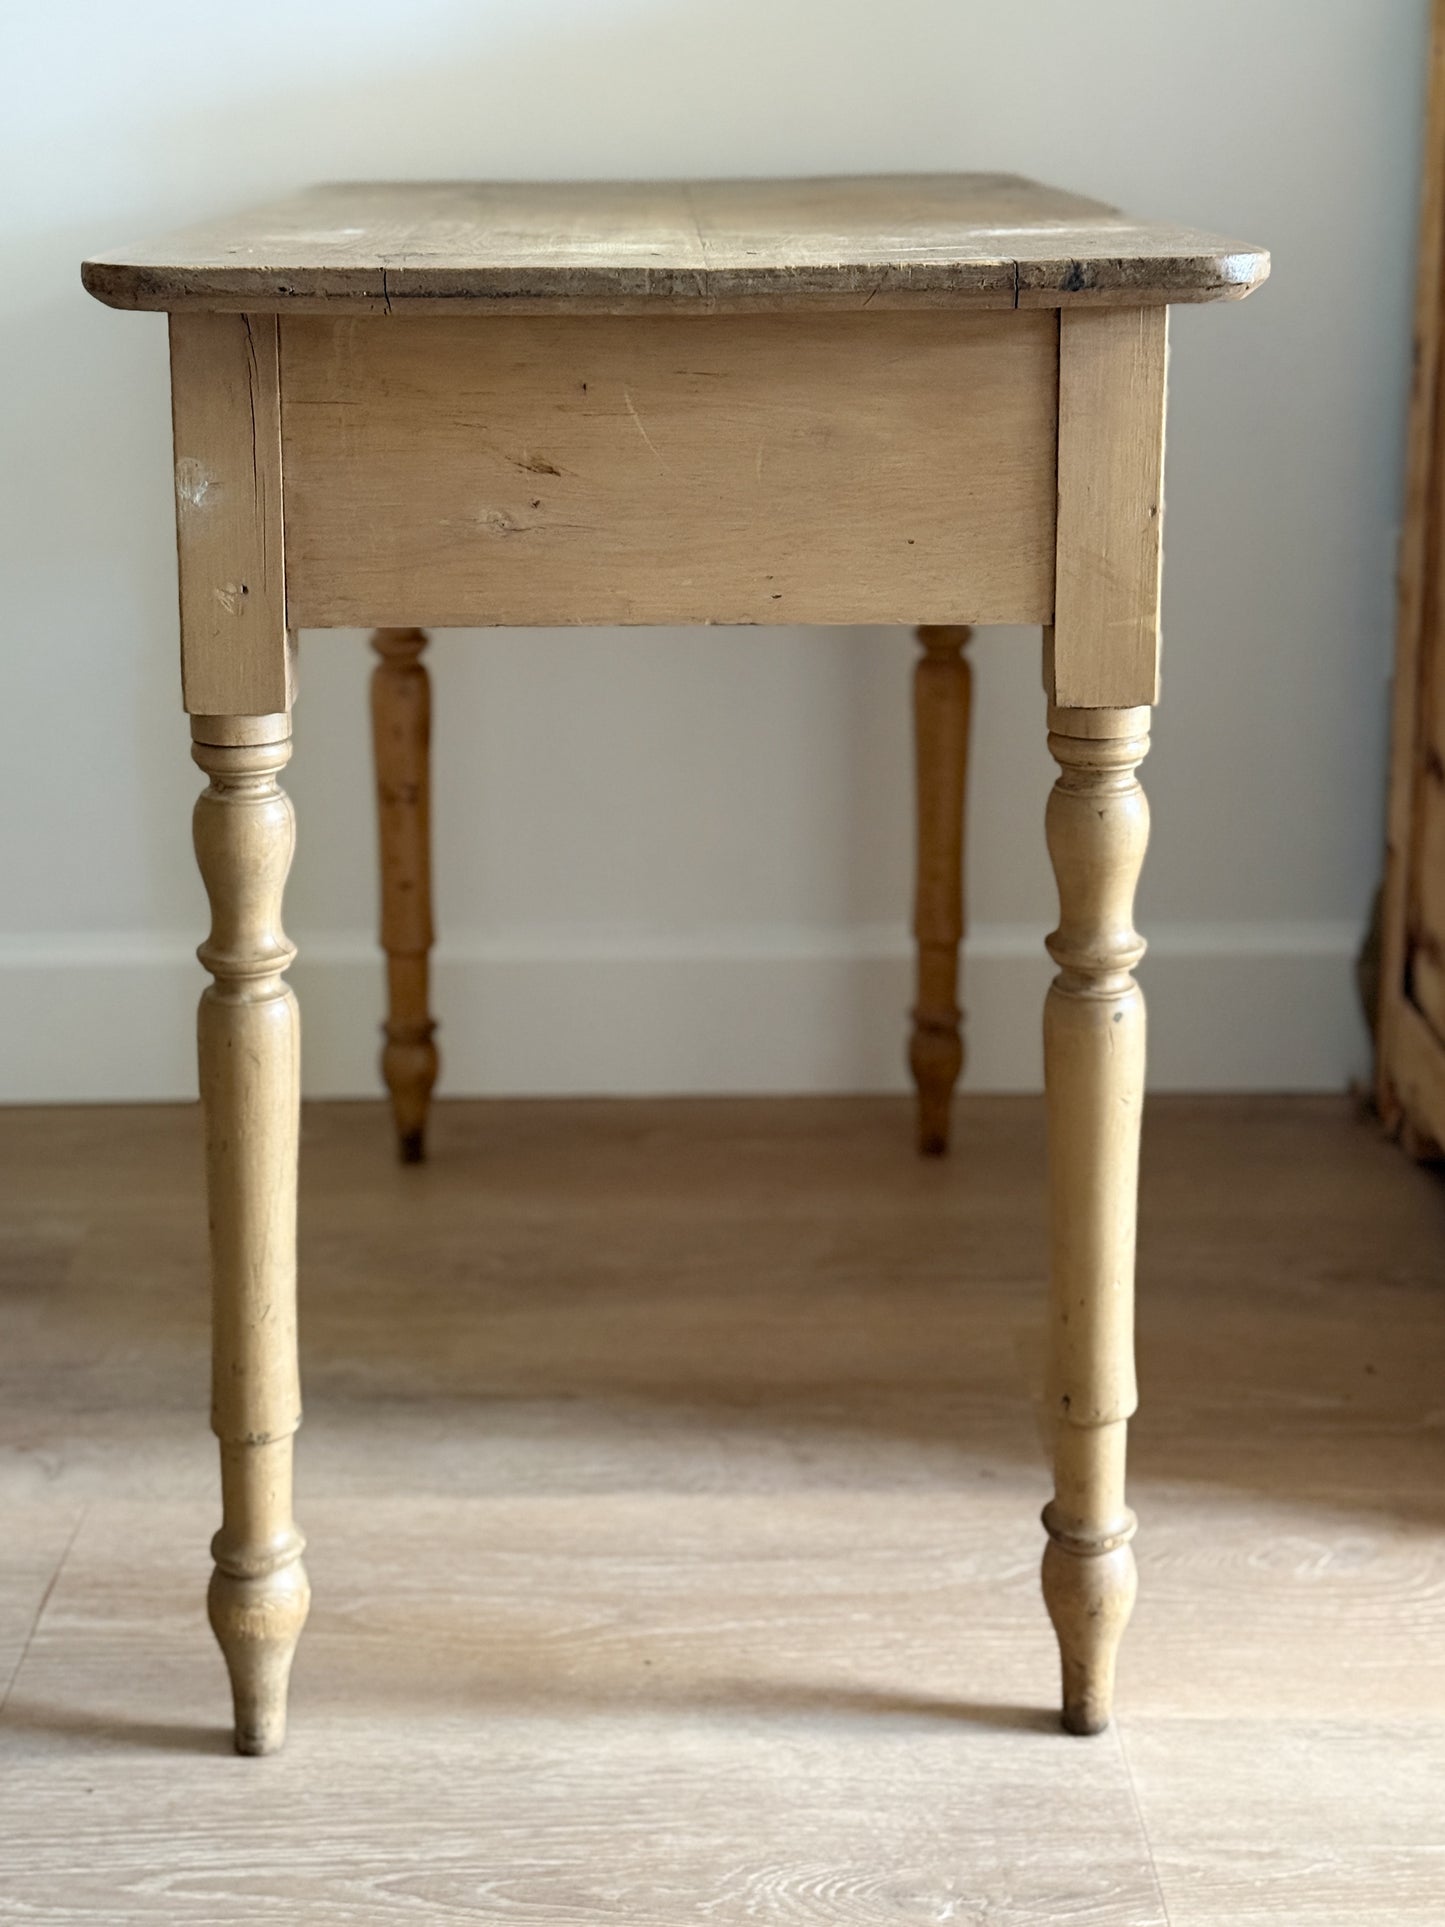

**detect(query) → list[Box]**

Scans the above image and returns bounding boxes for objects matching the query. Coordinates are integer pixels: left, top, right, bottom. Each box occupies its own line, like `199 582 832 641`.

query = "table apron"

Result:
276 310 1060 631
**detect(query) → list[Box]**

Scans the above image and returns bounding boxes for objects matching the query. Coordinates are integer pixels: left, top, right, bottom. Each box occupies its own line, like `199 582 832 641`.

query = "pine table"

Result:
83 176 1268 1754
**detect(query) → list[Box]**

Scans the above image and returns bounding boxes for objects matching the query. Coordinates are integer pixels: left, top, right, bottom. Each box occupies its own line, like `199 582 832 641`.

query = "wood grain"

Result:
280 310 1059 630
190 719 308 1753
909 626 972 1155
83 175 1269 316
1378 0 1445 1149
0 1505 85 1709
1 1097 1442 1923
1407 669 1445 1041
1040 707 1151 1733
168 314 293 717
1048 309 1168 709
1126 1719 1445 1924
370 629 439 1163
1378 997 1445 1156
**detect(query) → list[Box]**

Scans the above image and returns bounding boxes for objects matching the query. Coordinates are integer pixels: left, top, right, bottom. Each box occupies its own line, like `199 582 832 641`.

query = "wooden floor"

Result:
2 1095 1443 1924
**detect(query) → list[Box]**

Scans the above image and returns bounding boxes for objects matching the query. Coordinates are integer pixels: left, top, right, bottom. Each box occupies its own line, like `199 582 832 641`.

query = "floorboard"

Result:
1 1096 1441 1923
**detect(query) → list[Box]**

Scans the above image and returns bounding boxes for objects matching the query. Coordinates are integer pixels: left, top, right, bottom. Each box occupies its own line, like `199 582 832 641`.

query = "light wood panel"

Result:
168 314 293 717
1408 673 1445 1038
280 311 1060 630
1377 0 1445 1151
1048 308 1168 709
83 175 1270 316
1128 1719 1445 1925
0 1505 86 1707
1 1097 1442 1924
1380 998 1445 1156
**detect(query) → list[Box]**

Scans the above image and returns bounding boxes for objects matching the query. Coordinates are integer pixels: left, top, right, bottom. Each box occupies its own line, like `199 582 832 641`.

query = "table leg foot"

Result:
1042 1514 1138 1735
209 1448 310 1756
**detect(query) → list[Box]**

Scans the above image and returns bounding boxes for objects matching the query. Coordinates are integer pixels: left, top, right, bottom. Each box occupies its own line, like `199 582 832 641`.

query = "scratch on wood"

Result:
241 316 262 505
241 314 271 595
175 456 213 512
622 386 667 467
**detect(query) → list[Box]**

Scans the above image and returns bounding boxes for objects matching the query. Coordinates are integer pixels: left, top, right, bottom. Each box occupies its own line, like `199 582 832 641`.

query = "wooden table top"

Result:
82 175 1268 316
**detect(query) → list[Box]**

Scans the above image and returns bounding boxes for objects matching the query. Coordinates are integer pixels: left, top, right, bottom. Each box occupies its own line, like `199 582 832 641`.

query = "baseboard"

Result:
0 922 1367 1102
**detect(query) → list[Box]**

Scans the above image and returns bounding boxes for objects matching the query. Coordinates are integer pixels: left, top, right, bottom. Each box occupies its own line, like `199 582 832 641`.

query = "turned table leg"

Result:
370 627 439 1163
909 624 973 1155
192 714 309 1756
1039 704 1149 1735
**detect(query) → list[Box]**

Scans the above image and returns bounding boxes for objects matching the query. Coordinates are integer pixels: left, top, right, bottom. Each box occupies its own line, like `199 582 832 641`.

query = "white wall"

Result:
0 0 1425 1100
